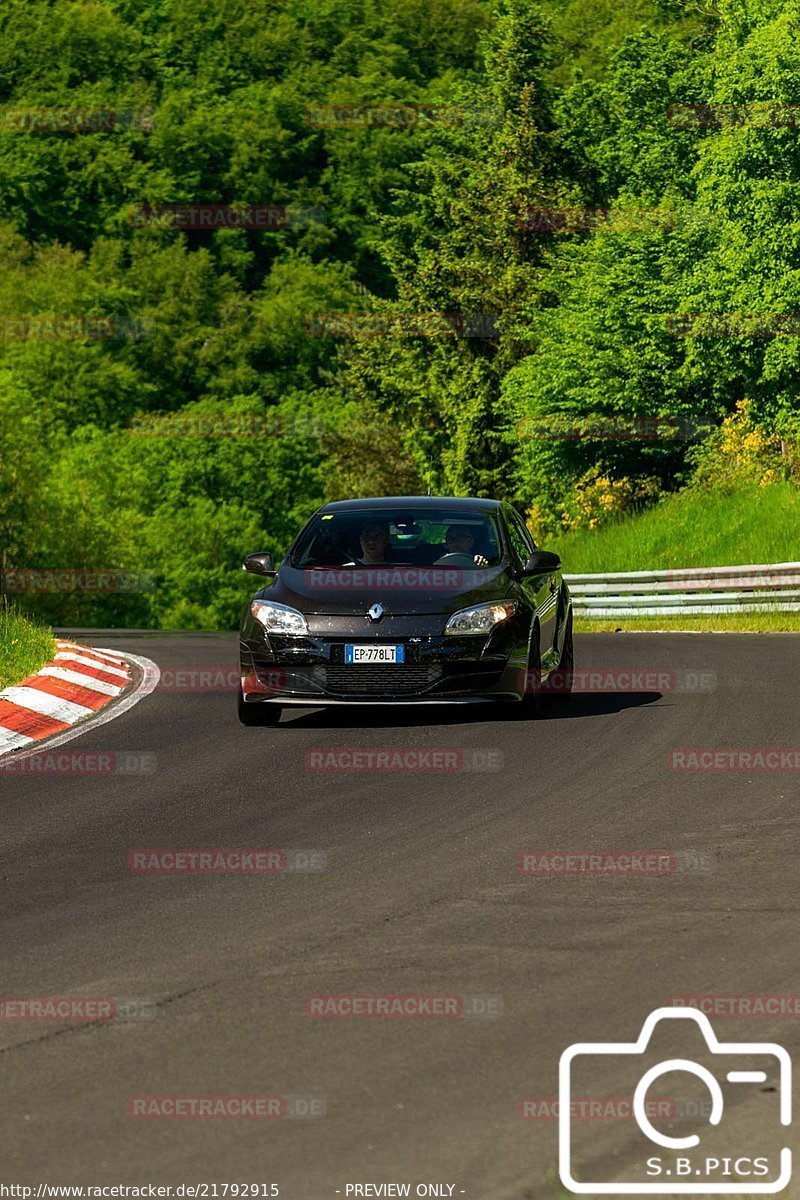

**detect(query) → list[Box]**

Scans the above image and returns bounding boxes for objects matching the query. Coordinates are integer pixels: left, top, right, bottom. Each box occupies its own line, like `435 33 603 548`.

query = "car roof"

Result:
318 496 504 514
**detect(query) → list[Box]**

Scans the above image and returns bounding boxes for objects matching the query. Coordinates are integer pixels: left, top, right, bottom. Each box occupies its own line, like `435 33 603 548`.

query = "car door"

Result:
504 507 561 671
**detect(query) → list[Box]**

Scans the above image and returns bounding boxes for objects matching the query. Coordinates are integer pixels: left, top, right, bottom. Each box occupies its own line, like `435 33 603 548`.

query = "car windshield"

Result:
291 507 504 569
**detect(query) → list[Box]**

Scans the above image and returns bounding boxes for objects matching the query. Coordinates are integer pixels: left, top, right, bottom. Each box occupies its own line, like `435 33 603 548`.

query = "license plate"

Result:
345 644 405 664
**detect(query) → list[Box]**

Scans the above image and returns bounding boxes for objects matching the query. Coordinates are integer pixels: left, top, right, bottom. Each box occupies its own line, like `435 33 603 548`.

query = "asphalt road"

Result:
1 631 799 1196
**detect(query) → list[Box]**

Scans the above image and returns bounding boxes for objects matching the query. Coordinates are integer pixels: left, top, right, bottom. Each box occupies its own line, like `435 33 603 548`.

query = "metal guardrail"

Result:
564 562 800 617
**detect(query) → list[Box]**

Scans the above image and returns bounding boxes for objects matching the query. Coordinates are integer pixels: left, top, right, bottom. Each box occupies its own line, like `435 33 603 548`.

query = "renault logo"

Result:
367 603 385 622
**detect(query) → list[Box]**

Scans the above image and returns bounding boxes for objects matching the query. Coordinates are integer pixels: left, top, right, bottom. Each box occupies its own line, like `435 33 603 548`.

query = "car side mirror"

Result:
242 552 276 576
522 549 561 575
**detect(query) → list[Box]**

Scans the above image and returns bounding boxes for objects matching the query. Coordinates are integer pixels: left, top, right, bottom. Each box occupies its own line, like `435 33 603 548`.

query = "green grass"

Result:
550 482 800 574
0 605 56 690
550 482 800 632
577 612 800 632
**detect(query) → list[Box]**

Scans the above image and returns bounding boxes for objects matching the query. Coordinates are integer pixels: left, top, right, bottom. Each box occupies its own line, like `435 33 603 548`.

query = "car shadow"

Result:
279 691 664 729
535 692 666 720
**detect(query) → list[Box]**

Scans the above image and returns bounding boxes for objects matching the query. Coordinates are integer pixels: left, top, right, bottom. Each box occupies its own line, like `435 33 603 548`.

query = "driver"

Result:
438 524 489 567
347 520 391 565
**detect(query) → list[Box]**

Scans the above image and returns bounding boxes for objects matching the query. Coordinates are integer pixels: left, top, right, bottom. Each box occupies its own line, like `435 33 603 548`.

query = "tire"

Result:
238 685 282 726
543 607 573 706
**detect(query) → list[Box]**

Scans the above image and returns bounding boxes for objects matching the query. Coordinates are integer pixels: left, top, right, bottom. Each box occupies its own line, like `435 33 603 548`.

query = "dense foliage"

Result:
0 0 797 627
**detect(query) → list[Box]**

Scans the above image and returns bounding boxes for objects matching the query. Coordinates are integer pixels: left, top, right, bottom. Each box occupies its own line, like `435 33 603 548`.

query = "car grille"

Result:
321 665 441 696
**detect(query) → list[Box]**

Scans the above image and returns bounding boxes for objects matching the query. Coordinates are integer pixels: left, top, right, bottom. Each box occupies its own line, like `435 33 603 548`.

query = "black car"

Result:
238 496 573 724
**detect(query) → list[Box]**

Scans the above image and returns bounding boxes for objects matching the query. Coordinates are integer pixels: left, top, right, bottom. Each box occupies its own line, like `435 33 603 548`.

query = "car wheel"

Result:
544 607 573 705
519 622 542 716
238 685 282 726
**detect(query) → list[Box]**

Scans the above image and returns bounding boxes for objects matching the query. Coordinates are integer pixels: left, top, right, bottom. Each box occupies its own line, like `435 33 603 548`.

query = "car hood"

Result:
259 562 514 616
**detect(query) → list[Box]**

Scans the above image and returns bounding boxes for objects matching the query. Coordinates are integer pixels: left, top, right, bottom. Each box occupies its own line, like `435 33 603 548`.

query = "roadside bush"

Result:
689 399 800 491
526 466 660 539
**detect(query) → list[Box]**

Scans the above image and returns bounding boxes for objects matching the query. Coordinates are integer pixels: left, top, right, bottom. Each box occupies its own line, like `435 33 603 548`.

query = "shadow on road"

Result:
536 691 665 720
278 691 664 729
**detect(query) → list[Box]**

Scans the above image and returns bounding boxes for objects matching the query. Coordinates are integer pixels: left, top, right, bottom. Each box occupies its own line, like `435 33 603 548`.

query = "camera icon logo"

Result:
559 1006 792 1193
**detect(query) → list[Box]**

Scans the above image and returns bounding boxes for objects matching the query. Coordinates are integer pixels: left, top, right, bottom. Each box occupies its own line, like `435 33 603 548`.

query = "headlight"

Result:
250 600 309 635
444 601 517 636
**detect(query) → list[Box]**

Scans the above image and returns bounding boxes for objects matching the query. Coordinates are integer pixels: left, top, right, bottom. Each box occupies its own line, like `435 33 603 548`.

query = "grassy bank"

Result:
550 482 800 632
0 606 56 690
550 483 800 573
576 612 800 633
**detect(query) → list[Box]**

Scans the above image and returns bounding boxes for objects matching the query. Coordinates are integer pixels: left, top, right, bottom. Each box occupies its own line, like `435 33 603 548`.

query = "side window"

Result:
505 510 532 568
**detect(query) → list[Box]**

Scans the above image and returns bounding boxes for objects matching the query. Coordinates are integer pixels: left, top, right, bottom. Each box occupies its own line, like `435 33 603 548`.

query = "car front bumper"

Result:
239 613 530 705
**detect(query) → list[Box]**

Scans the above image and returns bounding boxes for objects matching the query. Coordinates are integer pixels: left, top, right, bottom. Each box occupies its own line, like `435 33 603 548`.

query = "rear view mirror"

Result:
522 549 561 575
393 514 422 536
242 552 276 576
